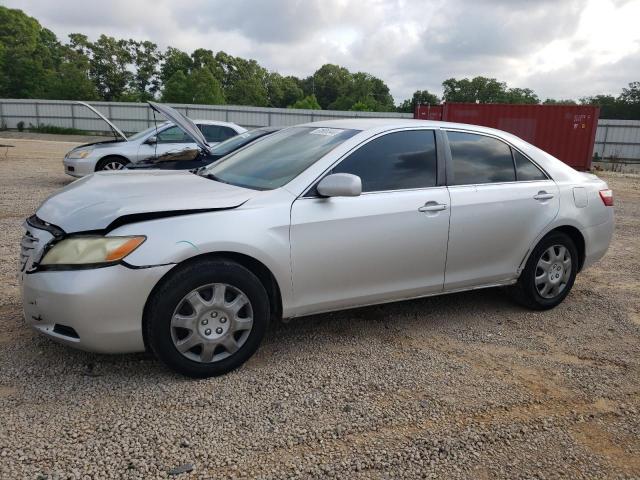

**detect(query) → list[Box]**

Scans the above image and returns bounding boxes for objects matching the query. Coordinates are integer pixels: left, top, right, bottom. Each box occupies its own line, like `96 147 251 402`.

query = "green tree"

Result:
329 72 395 111
619 82 640 104
128 40 162 101
190 68 225 105
579 94 617 106
161 70 192 103
307 64 351 109
266 72 304 108
161 68 225 105
70 34 133 101
504 88 539 104
161 47 193 85
442 76 509 103
542 98 577 105
43 46 98 100
289 94 321 110
0 6 60 98
397 90 441 113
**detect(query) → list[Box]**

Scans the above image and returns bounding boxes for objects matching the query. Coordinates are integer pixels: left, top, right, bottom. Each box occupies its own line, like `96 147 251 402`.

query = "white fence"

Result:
0 99 412 133
1 99 639 161
594 119 640 162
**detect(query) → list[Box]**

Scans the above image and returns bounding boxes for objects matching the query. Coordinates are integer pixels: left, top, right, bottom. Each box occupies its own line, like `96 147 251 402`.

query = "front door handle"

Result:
533 191 554 201
418 202 448 213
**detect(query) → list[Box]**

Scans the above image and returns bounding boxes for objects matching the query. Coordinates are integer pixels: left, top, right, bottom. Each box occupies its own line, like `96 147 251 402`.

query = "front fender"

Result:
111 204 294 316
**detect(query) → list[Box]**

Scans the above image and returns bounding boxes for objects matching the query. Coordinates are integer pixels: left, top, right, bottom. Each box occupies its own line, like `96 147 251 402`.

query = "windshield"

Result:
210 129 272 156
203 127 358 190
127 123 169 142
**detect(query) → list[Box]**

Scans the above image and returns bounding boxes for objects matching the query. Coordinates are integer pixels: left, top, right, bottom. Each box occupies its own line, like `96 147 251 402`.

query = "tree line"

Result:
1 6 638 119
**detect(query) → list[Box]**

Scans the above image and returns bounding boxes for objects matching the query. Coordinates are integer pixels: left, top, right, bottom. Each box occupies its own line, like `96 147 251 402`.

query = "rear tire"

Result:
145 259 270 378
510 232 578 310
96 156 129 171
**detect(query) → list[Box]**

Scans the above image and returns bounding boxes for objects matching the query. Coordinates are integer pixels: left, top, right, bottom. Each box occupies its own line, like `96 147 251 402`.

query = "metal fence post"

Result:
71 103 76 130
0 101 4 128
34 101 40 127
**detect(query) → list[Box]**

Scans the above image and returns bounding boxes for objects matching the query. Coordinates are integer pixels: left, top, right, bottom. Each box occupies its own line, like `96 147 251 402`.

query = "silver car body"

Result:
22 119 614 353
62 102 246 177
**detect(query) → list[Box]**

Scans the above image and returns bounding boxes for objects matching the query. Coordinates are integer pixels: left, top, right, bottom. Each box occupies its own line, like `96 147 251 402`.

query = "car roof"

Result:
191 119 246 130
298 118 514 137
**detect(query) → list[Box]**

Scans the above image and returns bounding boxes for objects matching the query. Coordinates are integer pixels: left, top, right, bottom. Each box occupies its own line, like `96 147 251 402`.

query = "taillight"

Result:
599 189 614 206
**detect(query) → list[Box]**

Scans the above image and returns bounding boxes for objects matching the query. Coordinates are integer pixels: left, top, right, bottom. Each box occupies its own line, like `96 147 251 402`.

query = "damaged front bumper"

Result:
21 263 174 353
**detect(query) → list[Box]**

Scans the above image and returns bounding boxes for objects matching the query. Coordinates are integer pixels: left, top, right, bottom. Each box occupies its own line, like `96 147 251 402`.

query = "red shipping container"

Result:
414 103 599 170
413 104 443 121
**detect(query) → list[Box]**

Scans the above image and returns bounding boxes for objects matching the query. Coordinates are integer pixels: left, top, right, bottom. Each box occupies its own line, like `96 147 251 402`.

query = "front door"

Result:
290 129 450 316
137 125 196 161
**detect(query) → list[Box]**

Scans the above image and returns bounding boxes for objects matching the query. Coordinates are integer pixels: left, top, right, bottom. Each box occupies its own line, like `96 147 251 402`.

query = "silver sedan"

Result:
20 110 614 377
62 102 246 177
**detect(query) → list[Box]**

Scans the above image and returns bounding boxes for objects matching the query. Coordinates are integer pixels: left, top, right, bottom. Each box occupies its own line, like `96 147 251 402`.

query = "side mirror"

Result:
317 173 362 197
145 135 157 144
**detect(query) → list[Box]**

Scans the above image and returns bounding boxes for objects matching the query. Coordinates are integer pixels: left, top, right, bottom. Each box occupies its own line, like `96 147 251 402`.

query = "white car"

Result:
21 103 614 378
62 102 246 177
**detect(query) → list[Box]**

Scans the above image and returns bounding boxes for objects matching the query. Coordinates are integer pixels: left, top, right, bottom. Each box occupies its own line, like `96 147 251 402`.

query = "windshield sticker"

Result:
309 128 342 136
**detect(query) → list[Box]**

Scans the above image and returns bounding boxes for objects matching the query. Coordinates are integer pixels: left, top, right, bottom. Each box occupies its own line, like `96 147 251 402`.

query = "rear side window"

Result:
447 131 515 185
332 130 437 192
199 125 238 143
513 149 547 181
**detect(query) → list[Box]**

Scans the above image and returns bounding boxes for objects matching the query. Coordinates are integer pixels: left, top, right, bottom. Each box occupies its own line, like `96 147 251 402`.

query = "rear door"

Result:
444 130 559 290
290 129 450 316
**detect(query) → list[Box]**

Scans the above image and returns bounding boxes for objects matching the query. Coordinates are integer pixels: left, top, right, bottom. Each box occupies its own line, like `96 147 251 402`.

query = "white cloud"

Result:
3 0 639 102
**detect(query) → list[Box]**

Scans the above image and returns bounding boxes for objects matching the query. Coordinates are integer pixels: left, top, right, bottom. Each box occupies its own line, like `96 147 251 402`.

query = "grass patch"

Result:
28 123 88 135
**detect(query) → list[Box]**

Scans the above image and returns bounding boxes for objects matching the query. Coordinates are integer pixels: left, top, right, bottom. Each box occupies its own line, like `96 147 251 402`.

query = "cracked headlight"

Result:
40 236 146 267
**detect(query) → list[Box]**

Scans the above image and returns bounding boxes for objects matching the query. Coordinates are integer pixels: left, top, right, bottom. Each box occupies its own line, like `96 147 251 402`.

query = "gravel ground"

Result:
0 136 639 479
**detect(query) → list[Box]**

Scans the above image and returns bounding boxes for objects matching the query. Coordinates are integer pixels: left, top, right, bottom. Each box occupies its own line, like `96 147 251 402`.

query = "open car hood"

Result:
36 170 256 233
77 102 128 142
148 101 211 154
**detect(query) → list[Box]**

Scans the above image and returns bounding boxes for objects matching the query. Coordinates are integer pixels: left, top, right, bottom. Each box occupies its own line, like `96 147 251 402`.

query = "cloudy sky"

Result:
4 0 640 103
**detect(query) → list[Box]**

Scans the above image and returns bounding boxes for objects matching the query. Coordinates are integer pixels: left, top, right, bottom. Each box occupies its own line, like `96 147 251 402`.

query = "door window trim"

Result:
301 127 445 199
443 128 551 187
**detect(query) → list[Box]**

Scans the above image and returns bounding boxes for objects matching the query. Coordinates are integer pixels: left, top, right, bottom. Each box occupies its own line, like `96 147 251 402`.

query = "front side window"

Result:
513 149 547 181
447 131 515 185
204 127 359 190
157 125 190 143
332 130 438 192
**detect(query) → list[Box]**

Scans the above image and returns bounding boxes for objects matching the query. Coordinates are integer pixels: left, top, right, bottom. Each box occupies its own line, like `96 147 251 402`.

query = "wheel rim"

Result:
170 283 253 363
535 244 572 299
103 161 125 170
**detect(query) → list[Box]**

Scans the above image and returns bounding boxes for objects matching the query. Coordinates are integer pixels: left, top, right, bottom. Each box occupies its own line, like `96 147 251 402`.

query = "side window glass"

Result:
447 131 515 185
332 130 437 192
513 149 547 181
157 126 188 143
199 125 238 143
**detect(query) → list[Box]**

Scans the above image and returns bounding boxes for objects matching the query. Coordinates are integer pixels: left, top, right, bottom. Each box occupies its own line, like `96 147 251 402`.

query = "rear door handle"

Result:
533 191 554 201
418 202 448 213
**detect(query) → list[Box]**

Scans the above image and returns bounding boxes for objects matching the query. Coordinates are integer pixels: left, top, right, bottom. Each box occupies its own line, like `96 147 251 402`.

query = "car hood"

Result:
36 170 257 233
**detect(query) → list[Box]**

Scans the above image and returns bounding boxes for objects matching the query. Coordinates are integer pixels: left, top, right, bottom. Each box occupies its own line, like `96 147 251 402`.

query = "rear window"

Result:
198 125 238 143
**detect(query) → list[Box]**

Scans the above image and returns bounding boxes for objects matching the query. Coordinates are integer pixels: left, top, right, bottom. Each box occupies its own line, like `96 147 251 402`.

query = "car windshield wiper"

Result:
204 173 231 185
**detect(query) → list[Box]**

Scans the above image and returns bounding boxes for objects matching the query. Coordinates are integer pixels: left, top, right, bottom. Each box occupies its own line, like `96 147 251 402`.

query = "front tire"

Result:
145 259 270 378
96 156 129 171
510 232 578 310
